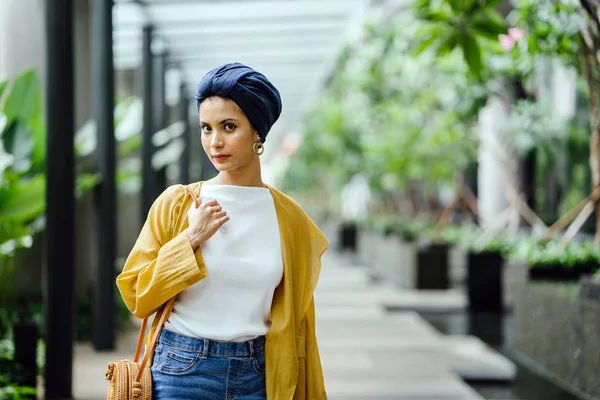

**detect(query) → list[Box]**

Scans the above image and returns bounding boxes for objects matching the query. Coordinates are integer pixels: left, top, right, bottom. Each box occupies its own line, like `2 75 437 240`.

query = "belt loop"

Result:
202 339 209 359
249 340 255 360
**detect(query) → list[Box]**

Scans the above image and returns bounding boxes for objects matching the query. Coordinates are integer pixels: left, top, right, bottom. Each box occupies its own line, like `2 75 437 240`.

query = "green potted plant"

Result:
508 239 600 281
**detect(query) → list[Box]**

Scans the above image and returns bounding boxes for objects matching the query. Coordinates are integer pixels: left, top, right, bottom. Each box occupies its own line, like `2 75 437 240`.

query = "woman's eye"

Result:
201 126 211 133
224 123 236 131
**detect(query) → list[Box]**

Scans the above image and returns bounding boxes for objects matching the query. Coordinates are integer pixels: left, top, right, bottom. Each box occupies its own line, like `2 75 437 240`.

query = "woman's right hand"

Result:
185 198 229 250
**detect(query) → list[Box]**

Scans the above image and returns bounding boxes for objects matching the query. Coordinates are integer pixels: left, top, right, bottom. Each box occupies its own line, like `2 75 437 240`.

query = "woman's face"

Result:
199 96 259 173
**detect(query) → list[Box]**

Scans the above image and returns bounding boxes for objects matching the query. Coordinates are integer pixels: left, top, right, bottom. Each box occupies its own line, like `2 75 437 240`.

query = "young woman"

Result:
117 62 329 400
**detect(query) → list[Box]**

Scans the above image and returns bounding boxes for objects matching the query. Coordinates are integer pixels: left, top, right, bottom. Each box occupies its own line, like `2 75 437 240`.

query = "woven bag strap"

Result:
133 318 148 363
134 297 175 383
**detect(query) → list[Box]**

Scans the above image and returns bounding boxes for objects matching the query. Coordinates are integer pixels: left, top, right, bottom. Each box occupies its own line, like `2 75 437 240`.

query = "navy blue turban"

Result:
195 62 282 143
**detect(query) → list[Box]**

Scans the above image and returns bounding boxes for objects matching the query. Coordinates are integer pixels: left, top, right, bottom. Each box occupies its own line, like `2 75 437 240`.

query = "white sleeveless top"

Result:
164 184 283 342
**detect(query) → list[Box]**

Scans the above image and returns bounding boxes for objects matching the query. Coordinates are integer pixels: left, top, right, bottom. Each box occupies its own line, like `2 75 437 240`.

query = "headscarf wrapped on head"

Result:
194 62 282 143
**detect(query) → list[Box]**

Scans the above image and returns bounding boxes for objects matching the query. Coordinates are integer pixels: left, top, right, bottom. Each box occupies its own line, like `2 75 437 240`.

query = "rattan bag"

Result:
105 298 174 399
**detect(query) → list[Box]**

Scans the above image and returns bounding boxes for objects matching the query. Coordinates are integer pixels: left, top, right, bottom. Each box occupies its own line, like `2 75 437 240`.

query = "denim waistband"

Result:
158 328 266 358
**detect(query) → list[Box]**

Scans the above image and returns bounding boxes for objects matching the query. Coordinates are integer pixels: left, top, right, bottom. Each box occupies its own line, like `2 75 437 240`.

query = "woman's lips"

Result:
213 155 230 162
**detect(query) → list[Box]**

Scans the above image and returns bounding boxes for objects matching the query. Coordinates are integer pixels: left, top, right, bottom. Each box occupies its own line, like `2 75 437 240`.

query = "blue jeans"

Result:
151 328 267 399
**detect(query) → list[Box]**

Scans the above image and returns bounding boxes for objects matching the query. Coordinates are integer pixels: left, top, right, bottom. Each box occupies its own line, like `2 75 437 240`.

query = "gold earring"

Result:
253 139 264 156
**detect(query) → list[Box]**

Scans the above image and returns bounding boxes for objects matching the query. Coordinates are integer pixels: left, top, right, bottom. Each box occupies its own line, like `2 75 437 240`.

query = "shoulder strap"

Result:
185 184 200 208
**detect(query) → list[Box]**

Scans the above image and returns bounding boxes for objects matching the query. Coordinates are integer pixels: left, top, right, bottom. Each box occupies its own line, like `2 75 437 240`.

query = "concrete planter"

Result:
378 233 404 285
371 231 391 281
514 280 600 398
358 230 419 288
397 240 418 289
449 245 466 285
580 276 600 301
357 228 374 266
357 230 451 289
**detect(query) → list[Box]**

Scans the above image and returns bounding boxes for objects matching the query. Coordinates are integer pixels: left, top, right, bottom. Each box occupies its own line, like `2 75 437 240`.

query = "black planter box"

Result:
467 251 504 313
416 244 449 289
528 262 598 282
13 321 38 394
338 222 357 252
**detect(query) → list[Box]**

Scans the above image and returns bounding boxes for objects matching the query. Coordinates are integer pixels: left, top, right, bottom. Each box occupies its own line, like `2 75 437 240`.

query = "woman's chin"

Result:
212 163 232 172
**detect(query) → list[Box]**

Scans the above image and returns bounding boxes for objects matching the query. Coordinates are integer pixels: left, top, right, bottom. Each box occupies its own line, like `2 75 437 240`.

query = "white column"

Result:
0 1 46 83
477 96 511 226
550 60 576 118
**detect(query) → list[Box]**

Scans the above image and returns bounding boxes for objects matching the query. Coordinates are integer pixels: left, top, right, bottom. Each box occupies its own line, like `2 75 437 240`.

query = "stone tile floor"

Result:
63 250 515 399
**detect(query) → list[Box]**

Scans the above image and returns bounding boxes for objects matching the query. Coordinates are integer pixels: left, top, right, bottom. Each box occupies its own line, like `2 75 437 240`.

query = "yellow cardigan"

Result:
116 182 329 399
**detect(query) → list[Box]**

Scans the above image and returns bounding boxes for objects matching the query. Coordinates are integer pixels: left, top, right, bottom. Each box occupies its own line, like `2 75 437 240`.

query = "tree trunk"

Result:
583 50 600 244
591 124 600 244
521 149 537 215
579 7 600 243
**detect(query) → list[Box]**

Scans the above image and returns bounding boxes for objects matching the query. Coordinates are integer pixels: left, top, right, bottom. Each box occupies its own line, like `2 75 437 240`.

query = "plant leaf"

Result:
0 79 8 103
436 31 460 57
470 8 507 40
459 31 483 78
413 35 440 56
450 0 476 12
483 0 506 9
2 122 33 173
76 172 101 199
3 70 41 126
0 174 46 221
29 113 46 173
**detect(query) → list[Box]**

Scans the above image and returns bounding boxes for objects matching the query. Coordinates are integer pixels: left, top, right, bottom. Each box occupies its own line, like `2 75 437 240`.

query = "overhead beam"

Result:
115 54 325 69
182 69 321 84
113 21 344 39
145 1 353 23
175 53 326 64
120 0 341 3
114 36 337 53
114 12 346 29
118 47 330 62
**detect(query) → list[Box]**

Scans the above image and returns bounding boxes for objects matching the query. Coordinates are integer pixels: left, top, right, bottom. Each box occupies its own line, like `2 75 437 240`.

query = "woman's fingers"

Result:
215 214 230 227
202 199 219 209
213 210 227 219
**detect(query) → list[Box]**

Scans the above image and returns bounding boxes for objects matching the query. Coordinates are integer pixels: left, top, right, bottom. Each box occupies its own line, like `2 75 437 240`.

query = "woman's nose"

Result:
210 132 223 148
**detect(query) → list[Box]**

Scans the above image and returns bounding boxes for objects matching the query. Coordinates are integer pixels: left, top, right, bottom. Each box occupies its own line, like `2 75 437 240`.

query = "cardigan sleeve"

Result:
116 185 208 318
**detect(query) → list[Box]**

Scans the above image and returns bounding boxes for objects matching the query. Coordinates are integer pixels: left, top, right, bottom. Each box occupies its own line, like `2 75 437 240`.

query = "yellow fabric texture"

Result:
116 182 329 399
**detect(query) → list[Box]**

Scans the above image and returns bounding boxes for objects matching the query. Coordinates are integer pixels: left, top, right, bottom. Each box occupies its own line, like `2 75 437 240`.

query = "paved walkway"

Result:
66 250 515 399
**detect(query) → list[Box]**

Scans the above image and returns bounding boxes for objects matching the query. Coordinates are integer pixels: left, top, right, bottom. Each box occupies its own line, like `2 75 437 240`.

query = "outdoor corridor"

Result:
69 249 514 400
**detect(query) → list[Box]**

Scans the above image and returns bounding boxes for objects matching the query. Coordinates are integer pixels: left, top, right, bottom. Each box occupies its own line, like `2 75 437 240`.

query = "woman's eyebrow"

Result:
199 118 238 125
220 118 238 124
